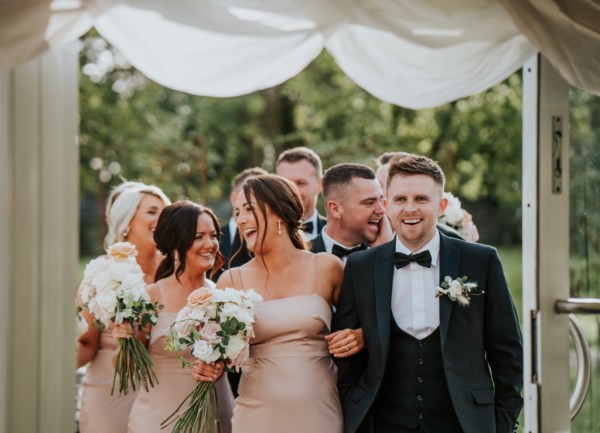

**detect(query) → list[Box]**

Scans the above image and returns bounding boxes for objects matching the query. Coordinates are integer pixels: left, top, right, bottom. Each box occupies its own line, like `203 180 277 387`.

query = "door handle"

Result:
555 299 593 420
555 297 600 314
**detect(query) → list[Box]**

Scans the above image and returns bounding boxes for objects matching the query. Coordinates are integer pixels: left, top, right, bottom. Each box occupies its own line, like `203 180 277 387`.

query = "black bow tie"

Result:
301 221 315 233
393 250 432 269
331 244 367 259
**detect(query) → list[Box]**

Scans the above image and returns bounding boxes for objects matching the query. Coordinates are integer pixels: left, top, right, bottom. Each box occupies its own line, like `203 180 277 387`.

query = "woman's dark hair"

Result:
154 201 225 281
241 174 308 253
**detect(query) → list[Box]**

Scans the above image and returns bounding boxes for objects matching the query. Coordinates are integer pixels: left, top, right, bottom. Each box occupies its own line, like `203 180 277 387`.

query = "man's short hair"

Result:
375 151 414 167
231 167 268 191
322 163 376 201
387 155 445 190
276 146 322 176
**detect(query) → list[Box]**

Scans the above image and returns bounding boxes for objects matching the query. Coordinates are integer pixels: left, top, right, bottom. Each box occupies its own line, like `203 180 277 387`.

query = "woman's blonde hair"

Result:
103 181 171 250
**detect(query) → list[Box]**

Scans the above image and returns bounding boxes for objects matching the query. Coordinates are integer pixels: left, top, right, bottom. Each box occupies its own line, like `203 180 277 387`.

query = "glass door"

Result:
568 87 600 432
523 54 600 432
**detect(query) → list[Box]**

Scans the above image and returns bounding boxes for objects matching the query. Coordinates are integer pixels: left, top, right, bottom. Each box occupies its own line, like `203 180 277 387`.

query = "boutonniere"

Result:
435 276 482 306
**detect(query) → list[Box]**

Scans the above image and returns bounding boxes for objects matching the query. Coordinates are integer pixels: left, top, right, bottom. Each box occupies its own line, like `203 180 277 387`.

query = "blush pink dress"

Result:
79 332 137 433
231 293 343 433
127 309 234 433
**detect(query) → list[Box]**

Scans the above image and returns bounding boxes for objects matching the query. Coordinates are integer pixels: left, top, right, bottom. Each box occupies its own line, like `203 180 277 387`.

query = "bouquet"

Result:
438 192 480 243
163 286 262 433
79 242 161 395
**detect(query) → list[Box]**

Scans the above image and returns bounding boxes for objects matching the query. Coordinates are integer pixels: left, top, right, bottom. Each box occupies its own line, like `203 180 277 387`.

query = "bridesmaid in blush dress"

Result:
77 182 170 433
191 174 363 433
126 201 234 433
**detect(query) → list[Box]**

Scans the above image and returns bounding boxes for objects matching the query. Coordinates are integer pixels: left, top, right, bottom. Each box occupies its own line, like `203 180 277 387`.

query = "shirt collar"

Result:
321 225 365 253
228 217 237 242
395 231 440 267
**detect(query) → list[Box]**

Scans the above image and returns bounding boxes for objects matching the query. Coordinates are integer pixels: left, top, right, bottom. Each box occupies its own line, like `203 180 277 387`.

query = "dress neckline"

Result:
260 293 330 307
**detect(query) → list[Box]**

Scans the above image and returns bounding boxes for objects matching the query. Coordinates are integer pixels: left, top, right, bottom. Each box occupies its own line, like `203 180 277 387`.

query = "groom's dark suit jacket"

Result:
332 233 523 433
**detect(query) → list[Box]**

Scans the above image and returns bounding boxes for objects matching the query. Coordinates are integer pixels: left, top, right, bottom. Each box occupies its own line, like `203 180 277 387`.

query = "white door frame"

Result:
522 54 571 433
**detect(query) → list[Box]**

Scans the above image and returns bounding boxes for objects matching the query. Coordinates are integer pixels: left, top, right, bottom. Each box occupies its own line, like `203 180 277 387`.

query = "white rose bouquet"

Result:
78 242 161 396
162 286 262 433
438 192 480 243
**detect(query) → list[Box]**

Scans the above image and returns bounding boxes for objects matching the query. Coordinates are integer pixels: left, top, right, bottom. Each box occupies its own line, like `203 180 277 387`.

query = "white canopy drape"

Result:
0 0 598 108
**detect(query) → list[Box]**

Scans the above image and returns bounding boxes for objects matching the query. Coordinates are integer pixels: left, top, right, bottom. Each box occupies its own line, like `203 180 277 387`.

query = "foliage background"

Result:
79 31 524 255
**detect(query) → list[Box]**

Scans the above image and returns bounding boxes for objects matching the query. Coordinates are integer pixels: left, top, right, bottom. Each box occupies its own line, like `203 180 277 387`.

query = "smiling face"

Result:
234 190 271 254
276 159 321 219
127 194 166 252
184 213 219 272
386 174 447 252
336 178 386 245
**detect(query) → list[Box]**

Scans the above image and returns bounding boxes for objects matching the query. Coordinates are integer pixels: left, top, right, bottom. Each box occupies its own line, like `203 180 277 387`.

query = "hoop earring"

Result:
277 220 282 235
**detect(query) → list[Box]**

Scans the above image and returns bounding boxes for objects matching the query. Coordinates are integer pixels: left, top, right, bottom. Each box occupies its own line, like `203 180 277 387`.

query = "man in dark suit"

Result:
333 155 523 433
276 146 326 240
310 163 387 260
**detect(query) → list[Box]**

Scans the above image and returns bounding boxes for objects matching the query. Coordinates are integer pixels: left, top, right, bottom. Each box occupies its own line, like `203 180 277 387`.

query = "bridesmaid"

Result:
77 181 171 433
127 201 234 433
192 175 357 433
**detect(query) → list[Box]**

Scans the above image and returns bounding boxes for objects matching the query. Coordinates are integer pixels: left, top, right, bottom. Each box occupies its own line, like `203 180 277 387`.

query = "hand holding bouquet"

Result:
78 242 161 395
163 286 262 433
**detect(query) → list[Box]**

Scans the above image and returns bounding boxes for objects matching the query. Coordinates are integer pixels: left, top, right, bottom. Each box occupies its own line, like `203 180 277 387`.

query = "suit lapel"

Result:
375 240 396 359
438 234 460 350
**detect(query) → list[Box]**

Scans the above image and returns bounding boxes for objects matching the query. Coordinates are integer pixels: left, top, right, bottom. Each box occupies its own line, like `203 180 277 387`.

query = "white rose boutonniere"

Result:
436 276 482 306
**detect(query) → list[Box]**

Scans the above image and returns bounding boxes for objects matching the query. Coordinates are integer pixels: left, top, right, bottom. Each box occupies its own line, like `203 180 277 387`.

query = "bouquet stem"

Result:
112 337 158 396
161 381 219 433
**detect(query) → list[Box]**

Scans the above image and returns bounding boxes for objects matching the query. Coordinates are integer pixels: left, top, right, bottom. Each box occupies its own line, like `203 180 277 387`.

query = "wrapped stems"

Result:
161 382 219 433
111 337 158 396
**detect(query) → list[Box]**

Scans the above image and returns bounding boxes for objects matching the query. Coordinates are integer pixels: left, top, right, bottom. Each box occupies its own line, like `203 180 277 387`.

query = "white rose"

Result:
92 272 118 294
80 281 95 305
88 298 111 327
448 280 463 298
190 308 207 322
241 289 263 304
83 257 110 279
110 260 136 282
220 302 253 325
96 290 118 316
204 304 218 320
192 340 221 363
224 335 246 360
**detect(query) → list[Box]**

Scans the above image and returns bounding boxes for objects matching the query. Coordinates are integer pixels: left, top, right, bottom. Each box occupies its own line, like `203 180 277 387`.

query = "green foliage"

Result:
79 30 525 255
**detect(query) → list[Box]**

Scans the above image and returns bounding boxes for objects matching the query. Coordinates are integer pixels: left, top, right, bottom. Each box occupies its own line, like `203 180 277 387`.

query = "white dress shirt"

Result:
302 210 319 241
228 217 237 244
320 226 365 264
391 232 441 340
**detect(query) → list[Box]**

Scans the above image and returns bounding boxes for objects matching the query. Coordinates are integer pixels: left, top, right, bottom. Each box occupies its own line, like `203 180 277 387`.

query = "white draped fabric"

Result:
0 0 597 108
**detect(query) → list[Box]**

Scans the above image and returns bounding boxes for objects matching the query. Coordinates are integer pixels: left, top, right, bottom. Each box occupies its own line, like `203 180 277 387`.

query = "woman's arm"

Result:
318 253 366 358
77 309 101 368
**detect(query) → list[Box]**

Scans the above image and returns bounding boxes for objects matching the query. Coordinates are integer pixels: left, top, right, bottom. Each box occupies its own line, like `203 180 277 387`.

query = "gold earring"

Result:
277 220 282 235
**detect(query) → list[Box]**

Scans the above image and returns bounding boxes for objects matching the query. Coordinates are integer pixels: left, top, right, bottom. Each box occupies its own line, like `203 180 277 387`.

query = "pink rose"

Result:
187 287 213 308
199 322 222 343
107 242 138 261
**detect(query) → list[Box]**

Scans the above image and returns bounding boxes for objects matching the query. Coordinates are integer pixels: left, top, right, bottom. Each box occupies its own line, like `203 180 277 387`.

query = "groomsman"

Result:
333 154 523 433
276 146 326 240
311 163 387 260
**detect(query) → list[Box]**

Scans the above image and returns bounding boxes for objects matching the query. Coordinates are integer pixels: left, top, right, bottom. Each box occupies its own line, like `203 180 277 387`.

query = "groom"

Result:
333 155 523 433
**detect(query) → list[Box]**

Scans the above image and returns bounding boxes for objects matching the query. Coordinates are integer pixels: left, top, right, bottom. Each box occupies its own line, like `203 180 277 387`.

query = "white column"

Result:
0 41 79 433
